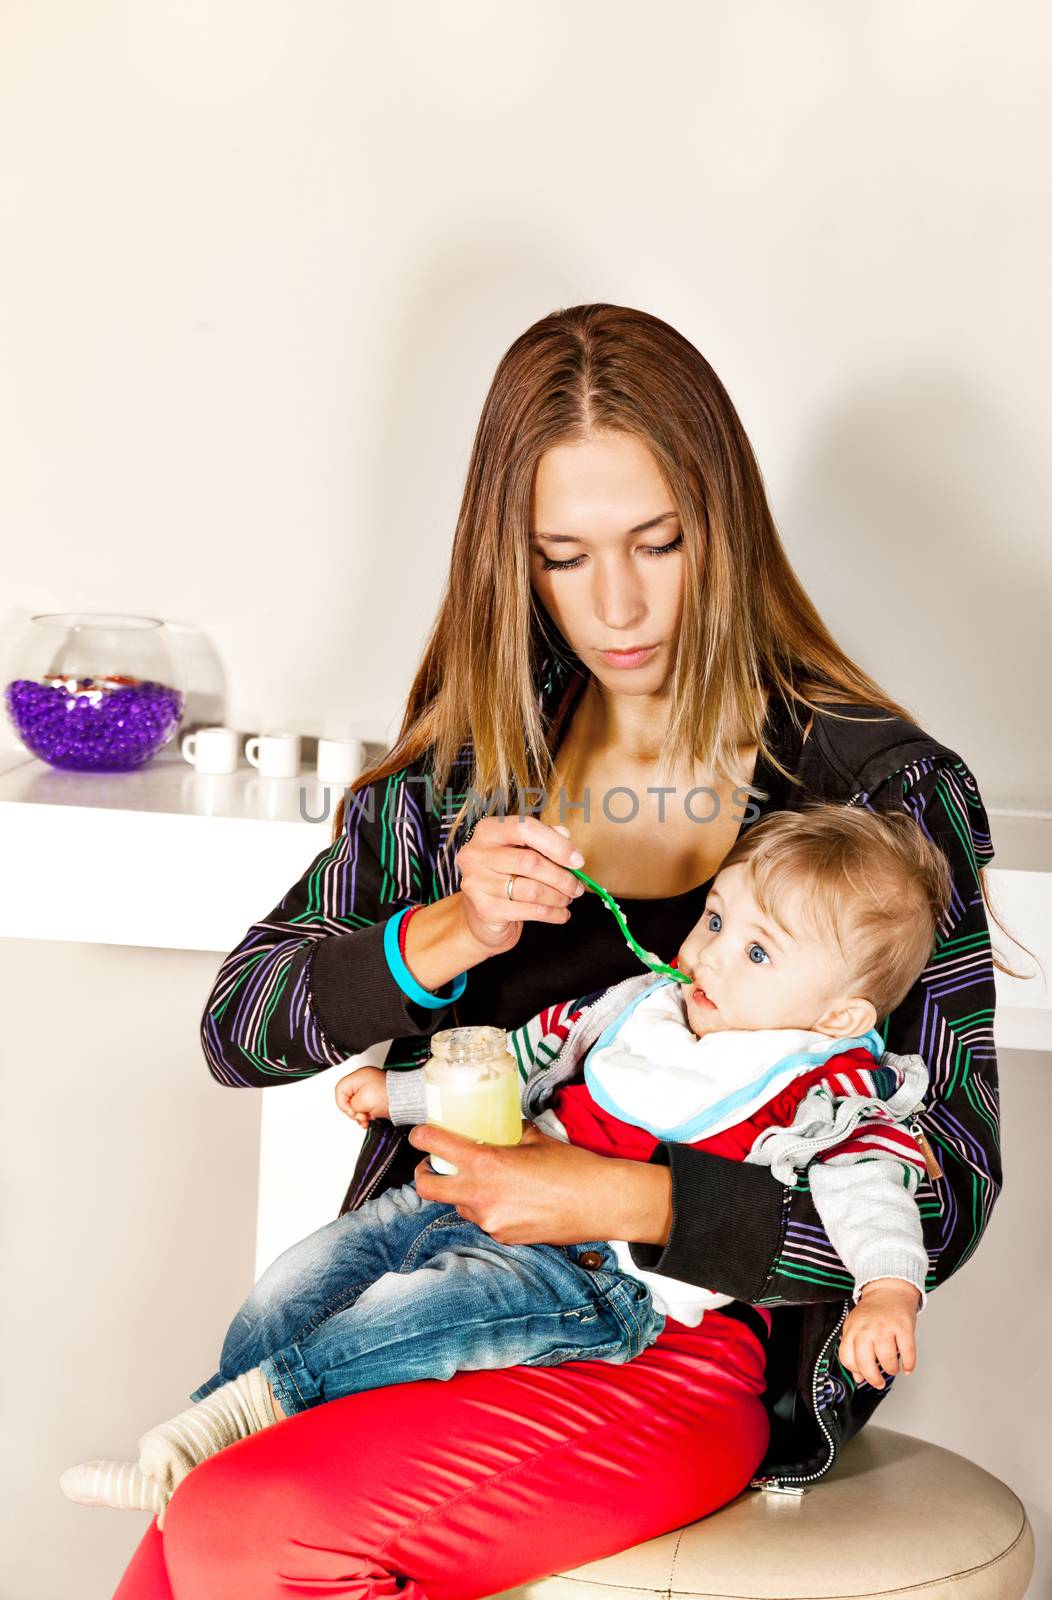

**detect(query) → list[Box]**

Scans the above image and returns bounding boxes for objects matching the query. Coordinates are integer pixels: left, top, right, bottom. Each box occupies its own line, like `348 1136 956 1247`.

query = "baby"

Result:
61 801 951 1524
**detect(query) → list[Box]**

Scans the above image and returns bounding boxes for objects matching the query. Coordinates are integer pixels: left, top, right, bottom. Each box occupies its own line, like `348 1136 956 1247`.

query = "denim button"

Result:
579 1250 604 1269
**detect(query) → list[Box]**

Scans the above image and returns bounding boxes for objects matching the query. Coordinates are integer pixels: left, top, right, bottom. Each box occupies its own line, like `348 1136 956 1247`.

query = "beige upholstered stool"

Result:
488 1426 1034 1600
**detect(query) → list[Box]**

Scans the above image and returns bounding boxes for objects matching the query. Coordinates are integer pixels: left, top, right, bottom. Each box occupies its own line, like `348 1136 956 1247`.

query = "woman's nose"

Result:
592 563 646 631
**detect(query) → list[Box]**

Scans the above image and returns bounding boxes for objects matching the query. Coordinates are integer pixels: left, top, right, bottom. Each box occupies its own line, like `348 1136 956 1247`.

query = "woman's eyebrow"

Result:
531 510 679 543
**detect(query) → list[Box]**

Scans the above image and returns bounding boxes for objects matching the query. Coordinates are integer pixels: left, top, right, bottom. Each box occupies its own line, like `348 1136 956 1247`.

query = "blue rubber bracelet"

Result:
383 906 467 1009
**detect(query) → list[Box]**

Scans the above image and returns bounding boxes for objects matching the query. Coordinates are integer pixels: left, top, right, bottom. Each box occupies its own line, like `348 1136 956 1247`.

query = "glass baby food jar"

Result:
423 1026 523 1176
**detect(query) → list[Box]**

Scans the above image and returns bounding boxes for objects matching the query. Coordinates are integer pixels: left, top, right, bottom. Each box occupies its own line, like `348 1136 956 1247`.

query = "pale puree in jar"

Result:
423 1026 524 1175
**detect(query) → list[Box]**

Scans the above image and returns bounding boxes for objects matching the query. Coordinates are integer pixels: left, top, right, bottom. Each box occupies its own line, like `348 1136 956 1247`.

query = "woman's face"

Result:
529 431 687 692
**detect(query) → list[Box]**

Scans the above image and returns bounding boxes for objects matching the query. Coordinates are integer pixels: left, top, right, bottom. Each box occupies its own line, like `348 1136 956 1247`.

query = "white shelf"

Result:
0 745 346 951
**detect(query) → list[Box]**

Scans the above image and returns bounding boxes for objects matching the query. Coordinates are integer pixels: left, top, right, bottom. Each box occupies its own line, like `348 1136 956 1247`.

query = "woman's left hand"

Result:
409 1122 672 1247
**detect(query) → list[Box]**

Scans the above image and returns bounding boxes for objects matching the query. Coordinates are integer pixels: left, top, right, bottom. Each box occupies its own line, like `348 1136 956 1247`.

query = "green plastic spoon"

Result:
570 866 692 984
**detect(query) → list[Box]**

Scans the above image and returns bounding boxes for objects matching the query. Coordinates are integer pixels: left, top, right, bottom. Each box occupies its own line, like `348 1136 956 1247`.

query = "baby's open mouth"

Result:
692 986 717 1010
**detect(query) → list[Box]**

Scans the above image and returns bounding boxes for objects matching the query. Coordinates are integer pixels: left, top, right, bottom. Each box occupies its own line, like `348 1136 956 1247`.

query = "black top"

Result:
455 685 804 1030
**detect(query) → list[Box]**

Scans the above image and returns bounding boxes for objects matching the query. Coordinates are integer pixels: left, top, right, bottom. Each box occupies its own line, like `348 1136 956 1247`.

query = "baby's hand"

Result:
838 1278 919 1390
335 1067 389 1127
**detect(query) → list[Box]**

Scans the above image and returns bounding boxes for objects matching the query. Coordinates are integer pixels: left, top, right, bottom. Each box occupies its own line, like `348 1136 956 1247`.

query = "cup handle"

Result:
181 733 197 765
245 737 260 769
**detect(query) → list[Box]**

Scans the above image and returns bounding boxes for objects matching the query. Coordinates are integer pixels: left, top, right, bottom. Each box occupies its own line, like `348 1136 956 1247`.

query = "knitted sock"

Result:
137 1367 278 1496
59 1368 278 1514
59 1458 167 1516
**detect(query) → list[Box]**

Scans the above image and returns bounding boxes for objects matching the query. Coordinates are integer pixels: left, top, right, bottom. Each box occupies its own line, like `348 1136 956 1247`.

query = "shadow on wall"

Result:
161 620 228 732
782 370 1049 810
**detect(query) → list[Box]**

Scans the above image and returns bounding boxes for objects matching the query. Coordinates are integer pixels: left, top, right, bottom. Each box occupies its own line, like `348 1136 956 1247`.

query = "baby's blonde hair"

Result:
715 803 954 1023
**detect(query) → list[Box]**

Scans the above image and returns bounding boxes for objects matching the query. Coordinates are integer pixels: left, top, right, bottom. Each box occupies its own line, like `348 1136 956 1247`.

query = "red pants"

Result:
112 1308 771 1600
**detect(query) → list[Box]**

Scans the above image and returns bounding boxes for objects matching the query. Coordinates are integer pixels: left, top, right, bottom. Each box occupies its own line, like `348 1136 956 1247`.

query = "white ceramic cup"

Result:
316 736 366 784
245 731 301 778
181 726 240 775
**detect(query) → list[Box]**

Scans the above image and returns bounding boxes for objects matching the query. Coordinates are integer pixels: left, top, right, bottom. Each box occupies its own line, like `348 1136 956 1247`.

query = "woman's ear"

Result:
813 996 878 1039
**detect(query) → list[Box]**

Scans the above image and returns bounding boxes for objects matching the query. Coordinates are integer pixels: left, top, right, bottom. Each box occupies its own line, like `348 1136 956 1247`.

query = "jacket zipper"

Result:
353 1043 438 1210
352 1128 404 1210
527 974 646 1100
750 1300 849 1495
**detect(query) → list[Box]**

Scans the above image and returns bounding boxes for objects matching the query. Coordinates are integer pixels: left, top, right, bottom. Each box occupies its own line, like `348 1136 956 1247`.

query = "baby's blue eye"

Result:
707 911 722 932
747 942 770 965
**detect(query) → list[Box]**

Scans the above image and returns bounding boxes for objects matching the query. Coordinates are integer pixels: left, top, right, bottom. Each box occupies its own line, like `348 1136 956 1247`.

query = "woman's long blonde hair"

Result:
330 303 1024 974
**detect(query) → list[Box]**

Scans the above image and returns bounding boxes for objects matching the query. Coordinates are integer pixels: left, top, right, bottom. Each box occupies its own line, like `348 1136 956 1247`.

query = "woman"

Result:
115 304 1003 1598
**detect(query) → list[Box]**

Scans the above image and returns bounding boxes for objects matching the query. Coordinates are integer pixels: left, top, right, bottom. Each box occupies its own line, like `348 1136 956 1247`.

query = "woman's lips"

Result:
598 644 659 668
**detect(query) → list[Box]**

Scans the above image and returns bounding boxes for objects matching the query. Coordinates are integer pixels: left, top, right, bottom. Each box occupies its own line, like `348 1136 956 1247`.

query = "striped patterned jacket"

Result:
199 652 1002 1491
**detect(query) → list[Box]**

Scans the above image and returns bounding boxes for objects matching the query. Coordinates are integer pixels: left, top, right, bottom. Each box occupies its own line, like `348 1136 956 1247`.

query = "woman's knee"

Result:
162 1447 296 1583
161 1450 243 1562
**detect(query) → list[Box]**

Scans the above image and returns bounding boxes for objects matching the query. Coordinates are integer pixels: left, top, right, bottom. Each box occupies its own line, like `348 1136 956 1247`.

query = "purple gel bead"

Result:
3 677 185 772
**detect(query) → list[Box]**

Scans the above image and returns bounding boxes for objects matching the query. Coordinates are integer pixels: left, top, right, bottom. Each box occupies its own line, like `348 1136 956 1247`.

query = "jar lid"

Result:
429 1025 508 1063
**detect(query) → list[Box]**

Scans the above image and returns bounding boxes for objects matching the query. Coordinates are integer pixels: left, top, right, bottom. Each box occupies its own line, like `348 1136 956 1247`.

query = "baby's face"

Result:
674 862 851 1037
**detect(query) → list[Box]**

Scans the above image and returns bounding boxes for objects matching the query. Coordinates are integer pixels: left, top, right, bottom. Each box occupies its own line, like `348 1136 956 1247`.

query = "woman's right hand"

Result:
454 817 586 952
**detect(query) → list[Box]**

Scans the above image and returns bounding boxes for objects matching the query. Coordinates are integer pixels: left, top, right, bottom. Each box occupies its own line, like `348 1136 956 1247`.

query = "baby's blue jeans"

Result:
189 1179 667 1416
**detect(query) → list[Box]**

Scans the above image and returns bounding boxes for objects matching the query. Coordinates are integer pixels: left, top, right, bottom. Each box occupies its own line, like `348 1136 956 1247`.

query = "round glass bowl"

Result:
4 613 186 772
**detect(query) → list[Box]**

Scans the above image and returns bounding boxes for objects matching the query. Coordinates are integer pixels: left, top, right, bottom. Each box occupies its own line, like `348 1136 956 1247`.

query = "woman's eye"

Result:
706 911 722 932
538 532 684 573
644 532 684 558
747 942 770 965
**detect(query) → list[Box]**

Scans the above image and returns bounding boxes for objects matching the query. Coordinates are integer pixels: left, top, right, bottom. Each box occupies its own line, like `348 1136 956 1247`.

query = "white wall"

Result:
1 3 1047 1596
1 1 1049 805
0 939 262 1600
